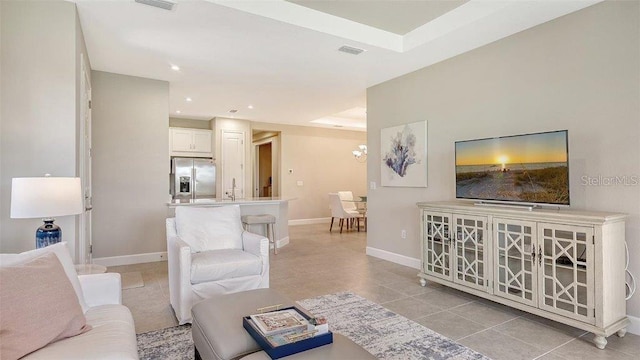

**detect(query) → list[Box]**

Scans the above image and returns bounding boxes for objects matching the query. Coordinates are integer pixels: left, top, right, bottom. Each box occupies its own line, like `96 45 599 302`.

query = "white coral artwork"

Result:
381 121 427 187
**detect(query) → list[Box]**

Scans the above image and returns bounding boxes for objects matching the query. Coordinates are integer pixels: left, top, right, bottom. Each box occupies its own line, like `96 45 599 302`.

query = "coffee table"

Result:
191 288 294 360
190 288 374 360
239 333 375 359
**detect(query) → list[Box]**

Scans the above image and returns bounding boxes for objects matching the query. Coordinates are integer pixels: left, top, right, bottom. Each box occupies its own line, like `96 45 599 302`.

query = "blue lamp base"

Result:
36 219 61 248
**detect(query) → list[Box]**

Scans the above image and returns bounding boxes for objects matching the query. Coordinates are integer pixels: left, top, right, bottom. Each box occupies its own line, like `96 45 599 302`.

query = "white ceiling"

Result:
75 0 602 131
287 0 470 35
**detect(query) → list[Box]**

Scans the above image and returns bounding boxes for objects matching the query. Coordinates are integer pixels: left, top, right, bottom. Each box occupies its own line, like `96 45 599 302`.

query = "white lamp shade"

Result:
11 177 83 219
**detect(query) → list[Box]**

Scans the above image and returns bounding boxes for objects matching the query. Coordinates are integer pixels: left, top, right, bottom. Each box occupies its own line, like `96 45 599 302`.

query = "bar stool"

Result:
241 214 277 254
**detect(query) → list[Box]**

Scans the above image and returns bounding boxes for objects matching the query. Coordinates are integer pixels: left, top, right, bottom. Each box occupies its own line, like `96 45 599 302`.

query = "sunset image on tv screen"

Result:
455 131 569 205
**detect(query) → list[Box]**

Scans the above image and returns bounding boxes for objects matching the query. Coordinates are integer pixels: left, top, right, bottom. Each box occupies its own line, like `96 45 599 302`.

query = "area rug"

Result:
298 292 489 360
138 324 193 360
121 271 144 290
137 292 489 360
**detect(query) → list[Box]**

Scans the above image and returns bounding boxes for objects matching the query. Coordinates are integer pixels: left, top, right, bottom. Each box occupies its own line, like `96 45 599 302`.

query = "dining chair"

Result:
338 191 357 211
338 191 366 231
328 193 360 233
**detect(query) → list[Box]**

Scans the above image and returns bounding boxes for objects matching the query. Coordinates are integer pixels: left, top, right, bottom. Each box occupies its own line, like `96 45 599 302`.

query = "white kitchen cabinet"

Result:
418 201 628 349
169 128 212 157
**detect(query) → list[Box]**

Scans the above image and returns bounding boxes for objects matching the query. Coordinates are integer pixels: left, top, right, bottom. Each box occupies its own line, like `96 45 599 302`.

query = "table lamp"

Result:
10 175 83 248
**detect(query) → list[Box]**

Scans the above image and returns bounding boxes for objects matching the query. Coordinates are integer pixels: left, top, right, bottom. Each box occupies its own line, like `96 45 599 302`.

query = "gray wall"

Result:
367 1 640 316
0 1 89 258
91 71 169 258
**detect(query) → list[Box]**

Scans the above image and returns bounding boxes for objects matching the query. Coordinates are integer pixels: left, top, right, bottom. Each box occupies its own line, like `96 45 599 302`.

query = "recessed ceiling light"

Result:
176 110 181 114
248 105 254 109
338 45 366 55
171 65 180 71
185 97 192 102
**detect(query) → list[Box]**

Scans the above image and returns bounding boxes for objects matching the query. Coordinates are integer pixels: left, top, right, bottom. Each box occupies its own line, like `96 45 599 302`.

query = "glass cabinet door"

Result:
423 212 453 281
537 223 594 324
452 215 488 292
493 219 538 307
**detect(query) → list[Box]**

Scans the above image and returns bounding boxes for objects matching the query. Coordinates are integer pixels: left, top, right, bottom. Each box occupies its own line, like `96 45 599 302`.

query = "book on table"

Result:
243 307 333 359
249 309 309 337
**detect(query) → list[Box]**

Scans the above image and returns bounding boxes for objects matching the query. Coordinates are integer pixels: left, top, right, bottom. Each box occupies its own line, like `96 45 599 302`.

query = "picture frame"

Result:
380 121 428 187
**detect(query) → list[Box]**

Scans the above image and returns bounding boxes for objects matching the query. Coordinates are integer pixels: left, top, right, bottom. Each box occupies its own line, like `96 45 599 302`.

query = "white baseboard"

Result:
366 246 421 269
276 236 290 249
93 252 167 267
628 314 640 335
289 218 330 226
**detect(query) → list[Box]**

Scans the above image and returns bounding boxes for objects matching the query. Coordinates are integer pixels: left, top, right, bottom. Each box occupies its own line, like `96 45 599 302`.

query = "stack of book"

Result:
248 308 328 347
243 306 332 359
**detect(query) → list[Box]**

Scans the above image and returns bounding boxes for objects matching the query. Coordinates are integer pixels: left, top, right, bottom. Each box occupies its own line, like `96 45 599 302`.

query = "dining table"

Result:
345 196 367 231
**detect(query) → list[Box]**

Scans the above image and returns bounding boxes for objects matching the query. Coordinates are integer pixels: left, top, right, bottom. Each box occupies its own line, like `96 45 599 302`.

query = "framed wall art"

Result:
380 121 427 187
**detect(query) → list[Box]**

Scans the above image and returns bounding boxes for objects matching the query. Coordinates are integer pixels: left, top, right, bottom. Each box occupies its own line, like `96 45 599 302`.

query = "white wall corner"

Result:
93 252 167 267
366 246 421 269
627 314 640 335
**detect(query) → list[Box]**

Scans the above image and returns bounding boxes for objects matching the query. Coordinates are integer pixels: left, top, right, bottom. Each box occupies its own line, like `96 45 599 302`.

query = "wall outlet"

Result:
370 181 376 190
401 230 407 239
296 180 304 186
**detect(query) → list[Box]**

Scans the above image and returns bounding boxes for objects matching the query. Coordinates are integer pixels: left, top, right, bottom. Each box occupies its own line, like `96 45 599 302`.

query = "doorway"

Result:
252 131 280 198
256 142 272 197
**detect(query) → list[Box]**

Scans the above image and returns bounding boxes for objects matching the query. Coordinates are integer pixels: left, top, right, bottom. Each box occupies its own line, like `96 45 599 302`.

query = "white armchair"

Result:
166 205 270 325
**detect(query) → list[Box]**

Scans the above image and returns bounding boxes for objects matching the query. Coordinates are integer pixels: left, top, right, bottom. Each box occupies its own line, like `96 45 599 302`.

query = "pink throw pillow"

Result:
0 253 91 360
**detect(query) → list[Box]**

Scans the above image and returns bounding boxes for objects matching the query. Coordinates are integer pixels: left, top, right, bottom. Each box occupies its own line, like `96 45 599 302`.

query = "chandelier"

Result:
352 144 367 162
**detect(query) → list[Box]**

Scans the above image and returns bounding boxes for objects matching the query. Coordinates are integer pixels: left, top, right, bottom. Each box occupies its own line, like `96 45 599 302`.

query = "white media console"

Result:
417 201 628 349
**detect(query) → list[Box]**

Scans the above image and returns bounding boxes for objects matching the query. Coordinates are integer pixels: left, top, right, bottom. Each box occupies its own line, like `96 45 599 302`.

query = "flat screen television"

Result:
455 130 569 206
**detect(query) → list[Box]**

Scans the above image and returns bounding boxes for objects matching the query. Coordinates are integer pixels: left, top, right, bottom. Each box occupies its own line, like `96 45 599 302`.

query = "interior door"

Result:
222 130 245 199
80 54 93 264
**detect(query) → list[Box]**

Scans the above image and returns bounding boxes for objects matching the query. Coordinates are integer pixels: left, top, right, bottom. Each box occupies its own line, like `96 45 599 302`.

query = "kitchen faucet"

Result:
229 178 236 201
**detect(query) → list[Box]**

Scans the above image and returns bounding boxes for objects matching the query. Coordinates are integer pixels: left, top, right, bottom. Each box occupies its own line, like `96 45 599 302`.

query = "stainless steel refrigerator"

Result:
171 158 216 200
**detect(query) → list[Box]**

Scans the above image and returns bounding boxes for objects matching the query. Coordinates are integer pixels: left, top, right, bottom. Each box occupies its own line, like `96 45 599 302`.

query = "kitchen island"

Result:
167 197 292 250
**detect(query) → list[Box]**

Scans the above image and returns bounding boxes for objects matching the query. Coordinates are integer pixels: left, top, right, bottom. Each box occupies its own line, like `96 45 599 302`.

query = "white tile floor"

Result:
109 224 640 359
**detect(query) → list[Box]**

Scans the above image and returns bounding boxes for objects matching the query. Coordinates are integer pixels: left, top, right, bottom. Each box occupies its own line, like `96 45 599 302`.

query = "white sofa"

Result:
167 217 270 325
22 272 139 359
1 242 138 360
